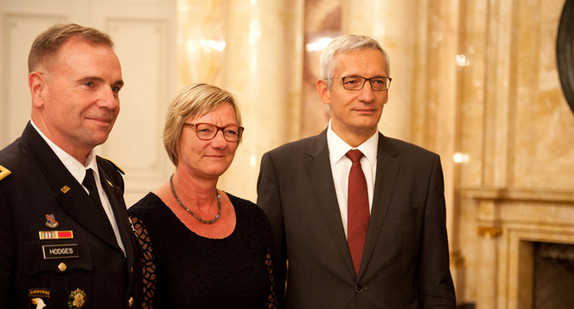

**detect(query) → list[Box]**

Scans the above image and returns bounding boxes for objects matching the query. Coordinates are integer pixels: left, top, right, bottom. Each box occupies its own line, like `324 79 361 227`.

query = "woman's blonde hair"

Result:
163 83 242 166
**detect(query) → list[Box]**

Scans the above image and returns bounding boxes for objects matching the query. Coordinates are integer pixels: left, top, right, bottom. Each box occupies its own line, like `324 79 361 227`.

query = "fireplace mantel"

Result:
460 186 574 204
459 186 574 308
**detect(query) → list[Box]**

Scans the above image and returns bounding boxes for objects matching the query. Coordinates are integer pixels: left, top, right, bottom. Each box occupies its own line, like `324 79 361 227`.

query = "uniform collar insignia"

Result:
0 165 11 181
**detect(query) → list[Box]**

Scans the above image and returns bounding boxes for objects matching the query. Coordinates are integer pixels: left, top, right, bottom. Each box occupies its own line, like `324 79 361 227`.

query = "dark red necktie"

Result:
346 149 370 275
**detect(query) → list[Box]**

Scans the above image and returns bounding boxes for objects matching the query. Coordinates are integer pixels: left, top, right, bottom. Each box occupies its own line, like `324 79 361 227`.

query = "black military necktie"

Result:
82 168 120 248
83 168 104 210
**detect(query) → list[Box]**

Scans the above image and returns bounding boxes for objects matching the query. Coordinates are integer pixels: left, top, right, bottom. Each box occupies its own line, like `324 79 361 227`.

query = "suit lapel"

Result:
20 123 120 249
306 130 356 277
358 134 400 277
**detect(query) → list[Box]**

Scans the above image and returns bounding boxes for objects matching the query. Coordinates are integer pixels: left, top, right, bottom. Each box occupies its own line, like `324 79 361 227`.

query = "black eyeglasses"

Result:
184 123 244 142
331 76 392 91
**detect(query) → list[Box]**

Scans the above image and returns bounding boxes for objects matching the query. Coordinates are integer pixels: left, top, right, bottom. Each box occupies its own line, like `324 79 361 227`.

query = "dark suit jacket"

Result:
257 130 456 308
0 122 142 308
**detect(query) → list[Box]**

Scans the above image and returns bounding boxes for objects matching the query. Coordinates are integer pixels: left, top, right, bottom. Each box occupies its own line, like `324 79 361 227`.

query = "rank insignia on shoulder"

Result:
101 156 125 175
68 288 87 308
0 165 11 181
29 288 50 309
45 214 59 228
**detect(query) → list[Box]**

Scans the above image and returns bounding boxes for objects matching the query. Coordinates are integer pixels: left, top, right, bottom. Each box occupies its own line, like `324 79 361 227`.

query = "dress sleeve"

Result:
264 246 279 308
130 216 157 309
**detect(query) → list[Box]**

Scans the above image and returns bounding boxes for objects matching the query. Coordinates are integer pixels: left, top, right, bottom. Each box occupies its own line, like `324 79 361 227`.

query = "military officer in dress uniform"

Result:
0 23 143 308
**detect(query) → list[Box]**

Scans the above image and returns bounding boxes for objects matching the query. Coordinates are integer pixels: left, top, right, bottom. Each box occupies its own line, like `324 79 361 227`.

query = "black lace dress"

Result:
128 192 277 308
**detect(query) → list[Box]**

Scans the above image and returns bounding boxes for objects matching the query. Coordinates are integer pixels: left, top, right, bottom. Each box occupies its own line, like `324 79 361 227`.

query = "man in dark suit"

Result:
257 34 456 308
0 23 142 308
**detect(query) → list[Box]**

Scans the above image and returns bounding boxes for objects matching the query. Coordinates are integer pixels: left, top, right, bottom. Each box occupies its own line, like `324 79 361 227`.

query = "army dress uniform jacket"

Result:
0 123 143 308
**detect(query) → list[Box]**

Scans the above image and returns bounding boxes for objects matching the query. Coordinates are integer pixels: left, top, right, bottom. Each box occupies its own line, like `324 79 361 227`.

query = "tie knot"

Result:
83 168 96 189
346 149 364 163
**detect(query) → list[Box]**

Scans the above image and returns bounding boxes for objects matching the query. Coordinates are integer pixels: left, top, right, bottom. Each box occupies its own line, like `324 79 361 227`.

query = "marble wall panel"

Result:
430 0 574 306
176 0 225 89
512 0 574 190
176 0 304 200
301 0 341 138
457 0 488 187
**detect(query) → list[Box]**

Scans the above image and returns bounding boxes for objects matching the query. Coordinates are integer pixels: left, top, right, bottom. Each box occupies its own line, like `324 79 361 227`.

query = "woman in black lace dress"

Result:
128 83 277 308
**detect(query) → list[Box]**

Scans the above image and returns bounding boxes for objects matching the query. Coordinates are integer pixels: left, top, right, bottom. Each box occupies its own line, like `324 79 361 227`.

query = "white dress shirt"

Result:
327 121 378 238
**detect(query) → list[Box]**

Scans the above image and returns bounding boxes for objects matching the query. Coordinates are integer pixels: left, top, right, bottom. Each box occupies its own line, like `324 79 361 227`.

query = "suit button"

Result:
128 296 134 307
58 262 67 272
355 285 364 293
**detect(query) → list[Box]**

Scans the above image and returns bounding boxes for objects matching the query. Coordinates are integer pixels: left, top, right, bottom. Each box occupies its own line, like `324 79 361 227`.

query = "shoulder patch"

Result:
0 165 12 181
101 157 125 175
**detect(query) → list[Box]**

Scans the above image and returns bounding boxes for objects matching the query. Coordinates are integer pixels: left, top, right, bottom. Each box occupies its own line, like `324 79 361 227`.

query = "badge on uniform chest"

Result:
39 230 74 240
41 244 79 260
68 288 87 308
44 214 59 229
29 288 49 309
39 213 79 259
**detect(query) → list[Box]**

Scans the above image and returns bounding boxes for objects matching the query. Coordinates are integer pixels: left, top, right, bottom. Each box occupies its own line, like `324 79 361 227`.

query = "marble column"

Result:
217 0 304 201
342 0 415 142
476 200 503 309
343 0 463 294
476 225 502 308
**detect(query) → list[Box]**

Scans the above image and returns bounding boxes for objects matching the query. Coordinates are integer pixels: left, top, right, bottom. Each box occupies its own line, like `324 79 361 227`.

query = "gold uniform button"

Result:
128 296 134 307
58 262 67 272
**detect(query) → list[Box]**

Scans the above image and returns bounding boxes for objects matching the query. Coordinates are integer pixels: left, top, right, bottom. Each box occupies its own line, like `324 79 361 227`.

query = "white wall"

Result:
0 0 177 205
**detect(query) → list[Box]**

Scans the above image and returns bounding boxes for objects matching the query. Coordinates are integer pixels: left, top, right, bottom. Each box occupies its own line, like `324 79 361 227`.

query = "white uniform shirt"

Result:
31 121 126 255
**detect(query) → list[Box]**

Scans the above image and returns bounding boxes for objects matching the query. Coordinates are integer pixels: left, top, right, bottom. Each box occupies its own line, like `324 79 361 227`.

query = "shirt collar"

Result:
31 120 97 184
327 120 379 166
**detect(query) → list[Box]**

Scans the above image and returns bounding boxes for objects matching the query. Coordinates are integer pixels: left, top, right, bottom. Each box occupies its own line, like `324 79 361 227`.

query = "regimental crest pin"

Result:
45 214 59 229
29 288 50 309
68 288 87 308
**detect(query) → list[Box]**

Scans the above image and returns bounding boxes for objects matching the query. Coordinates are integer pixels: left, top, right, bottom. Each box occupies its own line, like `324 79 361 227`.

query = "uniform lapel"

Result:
20 123 120 249
358 134 400 277
97 161 133 260
306 130 356 278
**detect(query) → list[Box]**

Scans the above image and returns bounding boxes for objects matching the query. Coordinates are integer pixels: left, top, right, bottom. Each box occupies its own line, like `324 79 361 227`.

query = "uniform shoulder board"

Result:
101 157 125 175
0 165 12 181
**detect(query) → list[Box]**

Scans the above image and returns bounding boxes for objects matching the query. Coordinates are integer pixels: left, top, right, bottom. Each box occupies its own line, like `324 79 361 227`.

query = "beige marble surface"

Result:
177 0 305 200
176 0 574 306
